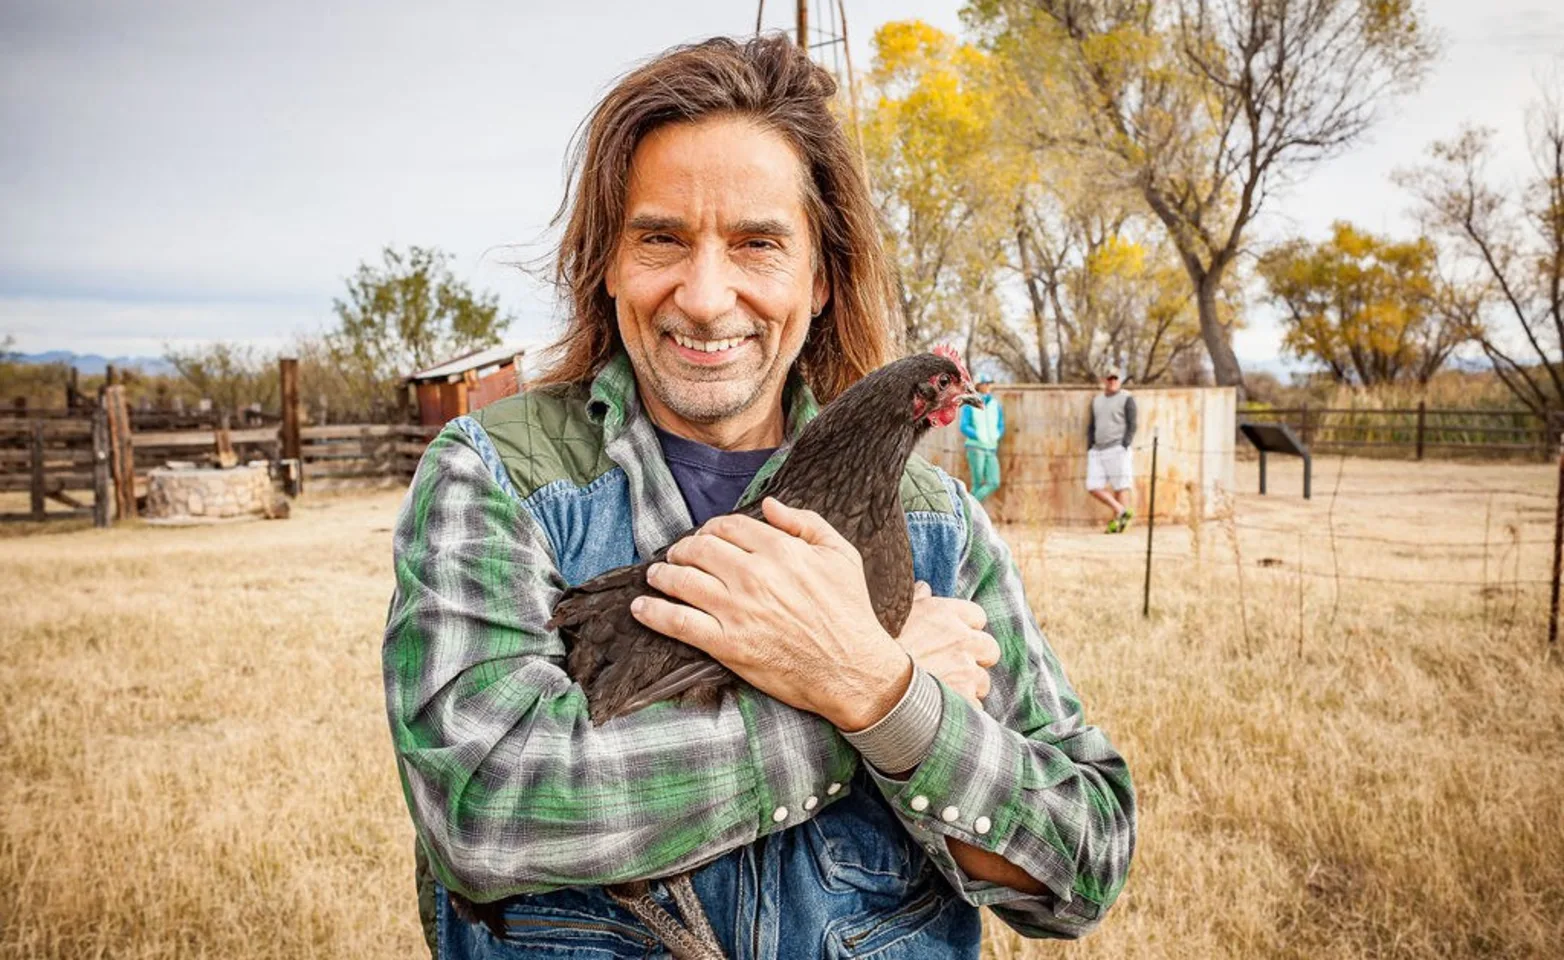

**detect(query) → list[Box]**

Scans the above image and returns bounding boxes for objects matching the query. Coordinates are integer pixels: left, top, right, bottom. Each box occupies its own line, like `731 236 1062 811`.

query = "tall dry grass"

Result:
3 459 1563 959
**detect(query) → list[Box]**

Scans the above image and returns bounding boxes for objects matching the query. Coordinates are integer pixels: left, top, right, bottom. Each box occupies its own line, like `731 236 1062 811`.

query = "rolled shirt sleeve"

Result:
383 426 857 902
864 483 1136 938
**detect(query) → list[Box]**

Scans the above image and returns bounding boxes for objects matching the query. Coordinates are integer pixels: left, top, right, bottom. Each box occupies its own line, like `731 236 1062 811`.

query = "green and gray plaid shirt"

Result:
383 355 1134 938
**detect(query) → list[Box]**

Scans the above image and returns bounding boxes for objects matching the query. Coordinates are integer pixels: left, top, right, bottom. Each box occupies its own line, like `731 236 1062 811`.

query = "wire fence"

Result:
956 436 1564 643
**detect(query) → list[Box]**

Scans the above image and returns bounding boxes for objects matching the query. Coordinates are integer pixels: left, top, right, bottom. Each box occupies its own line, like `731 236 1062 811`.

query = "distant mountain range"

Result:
6 351 176 377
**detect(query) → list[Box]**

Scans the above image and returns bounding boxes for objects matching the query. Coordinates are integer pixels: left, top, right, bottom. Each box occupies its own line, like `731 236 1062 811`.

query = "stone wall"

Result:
145 463 273 522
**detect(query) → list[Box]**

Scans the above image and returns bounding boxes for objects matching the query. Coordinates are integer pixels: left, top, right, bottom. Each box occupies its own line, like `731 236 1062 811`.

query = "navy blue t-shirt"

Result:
654 426 777 527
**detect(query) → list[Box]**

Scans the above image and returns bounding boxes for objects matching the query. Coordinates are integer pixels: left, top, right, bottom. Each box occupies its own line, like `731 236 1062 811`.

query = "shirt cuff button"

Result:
910 795 930 812
974 816 991 835
941 805 960 823
804 795 818 811
772 806 788 823
826 782 842 796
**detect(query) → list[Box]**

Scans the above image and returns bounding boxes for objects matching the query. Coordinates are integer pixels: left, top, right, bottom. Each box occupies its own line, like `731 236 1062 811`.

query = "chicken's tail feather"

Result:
594 659 732 724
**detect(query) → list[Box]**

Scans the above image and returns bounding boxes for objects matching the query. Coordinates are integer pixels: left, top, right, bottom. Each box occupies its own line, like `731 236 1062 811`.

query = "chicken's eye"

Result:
938 375 951 388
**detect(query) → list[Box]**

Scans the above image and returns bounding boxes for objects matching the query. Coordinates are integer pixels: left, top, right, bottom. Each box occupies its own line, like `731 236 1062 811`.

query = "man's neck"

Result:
638 389 787 451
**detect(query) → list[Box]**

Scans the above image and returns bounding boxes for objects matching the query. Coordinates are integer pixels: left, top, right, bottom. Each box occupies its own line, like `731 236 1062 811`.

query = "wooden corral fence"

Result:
296 424 440 487
1241 402 1555 460
1 384 440 525
0 411 111 524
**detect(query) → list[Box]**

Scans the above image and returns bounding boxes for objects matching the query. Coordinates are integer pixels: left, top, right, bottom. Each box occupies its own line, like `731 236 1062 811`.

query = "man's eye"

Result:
742 238 779 251
643 234 675 244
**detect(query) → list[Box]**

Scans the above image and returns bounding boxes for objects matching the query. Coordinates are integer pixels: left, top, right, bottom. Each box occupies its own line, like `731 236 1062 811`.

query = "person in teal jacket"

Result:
959 375 1005 502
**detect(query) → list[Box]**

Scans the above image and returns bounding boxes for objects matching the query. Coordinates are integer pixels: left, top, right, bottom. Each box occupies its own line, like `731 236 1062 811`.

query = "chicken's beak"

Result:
957 390 984 408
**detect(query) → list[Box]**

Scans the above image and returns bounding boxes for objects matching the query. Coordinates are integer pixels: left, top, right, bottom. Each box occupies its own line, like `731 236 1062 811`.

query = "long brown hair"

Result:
532 34 898 404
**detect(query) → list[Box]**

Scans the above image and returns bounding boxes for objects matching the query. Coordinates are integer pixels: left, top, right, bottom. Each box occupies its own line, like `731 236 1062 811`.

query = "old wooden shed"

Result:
917 384 1236 525
404 343 539 427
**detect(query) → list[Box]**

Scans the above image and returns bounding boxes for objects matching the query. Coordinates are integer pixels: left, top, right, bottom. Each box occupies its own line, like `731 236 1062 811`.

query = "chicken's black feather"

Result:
549 353 972 724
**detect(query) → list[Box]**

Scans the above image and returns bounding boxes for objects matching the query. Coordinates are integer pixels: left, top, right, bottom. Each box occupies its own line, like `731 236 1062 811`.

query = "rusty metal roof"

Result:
404 342 541 383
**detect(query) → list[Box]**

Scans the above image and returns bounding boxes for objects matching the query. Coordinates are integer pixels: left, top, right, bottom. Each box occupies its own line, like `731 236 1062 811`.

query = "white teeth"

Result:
672 334 746 353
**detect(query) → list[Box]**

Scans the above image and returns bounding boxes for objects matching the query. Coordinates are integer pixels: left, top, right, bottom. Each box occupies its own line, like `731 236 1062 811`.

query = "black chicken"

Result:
551 347 979 725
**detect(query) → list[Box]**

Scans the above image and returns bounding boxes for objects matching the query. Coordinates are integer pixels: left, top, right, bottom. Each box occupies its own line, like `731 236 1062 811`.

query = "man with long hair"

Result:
383 35 1133 959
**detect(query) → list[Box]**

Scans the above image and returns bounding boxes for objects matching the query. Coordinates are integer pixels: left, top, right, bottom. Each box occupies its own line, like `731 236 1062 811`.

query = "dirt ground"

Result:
3 457 1561 959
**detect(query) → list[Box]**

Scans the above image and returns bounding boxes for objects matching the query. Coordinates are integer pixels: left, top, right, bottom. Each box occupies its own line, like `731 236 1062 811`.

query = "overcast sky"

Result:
2 0 1562 369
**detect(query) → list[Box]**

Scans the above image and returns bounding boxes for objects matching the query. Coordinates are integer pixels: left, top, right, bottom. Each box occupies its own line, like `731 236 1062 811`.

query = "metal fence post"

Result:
1142 434 1158 619
1415 400 1426 461
1551 444 1564 646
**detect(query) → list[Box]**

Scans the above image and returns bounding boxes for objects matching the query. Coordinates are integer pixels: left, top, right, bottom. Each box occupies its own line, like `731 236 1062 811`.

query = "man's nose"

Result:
672 244 738 323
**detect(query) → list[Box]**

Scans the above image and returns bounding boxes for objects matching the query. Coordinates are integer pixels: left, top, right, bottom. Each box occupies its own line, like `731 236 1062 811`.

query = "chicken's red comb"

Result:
933 344 971 383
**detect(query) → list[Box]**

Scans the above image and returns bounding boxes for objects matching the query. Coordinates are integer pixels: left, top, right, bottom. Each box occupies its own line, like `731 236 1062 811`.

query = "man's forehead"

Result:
621 118 810 231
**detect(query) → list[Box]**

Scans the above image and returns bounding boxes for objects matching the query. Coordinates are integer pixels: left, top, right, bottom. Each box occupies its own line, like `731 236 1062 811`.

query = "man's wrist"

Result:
838 665 943 777
834 648 914 732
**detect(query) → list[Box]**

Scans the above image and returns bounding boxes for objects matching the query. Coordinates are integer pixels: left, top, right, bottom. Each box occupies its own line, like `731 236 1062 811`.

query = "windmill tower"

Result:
756 1 866 167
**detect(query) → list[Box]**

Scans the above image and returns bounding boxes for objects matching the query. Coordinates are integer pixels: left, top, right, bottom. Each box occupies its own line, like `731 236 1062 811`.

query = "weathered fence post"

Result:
215 413 236 468
279 358 304 496
104 384 135 520
280 358 301 461
66 366 82 412
1550 444 1564 646
1143 433 1159 619
1415 400 1426 461
1300 402 1312 449
30 420 46 521
92 406 110 528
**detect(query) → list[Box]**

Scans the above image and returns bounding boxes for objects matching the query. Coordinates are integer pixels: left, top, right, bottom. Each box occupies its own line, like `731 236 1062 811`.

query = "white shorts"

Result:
1087 446 1133 491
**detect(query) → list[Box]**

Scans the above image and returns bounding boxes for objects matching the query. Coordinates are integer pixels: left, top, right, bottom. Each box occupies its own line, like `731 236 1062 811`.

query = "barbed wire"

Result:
1029 544 1550 588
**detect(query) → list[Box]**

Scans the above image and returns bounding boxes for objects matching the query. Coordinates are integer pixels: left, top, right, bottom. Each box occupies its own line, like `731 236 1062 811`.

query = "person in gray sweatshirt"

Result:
1086 366 1137 533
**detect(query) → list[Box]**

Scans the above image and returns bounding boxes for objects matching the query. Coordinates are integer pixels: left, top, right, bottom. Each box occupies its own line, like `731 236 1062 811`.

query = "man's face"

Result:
1104 375 1120 395
977 382 992 395
605 116 827 437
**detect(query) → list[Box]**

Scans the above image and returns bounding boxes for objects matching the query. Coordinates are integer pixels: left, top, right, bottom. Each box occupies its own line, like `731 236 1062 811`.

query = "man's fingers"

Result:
958 600 988 630
630 595 723 653
761 498 854 555
666 532 753 582
646 561 729 611
698 512 790 554
918 595 987 630
973 631 1002 668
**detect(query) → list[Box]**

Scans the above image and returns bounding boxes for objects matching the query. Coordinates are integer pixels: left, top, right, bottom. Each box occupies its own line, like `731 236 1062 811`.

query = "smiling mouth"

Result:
669 332 753 354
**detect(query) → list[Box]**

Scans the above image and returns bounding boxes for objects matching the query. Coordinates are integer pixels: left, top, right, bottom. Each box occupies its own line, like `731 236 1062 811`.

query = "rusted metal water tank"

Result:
917 384 1236 526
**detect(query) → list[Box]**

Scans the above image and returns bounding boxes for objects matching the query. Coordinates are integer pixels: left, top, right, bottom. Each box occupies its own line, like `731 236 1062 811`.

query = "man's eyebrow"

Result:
623 214 796 238
625 214 686 233
730 218 794 238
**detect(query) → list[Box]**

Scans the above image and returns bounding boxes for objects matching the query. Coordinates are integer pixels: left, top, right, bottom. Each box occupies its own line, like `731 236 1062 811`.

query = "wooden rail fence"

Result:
1 413 439 525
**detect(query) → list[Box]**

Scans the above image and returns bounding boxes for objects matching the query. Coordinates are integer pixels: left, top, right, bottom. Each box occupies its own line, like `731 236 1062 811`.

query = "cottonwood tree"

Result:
1003 176 1209 383
1259 221 1466 385
1398 88 1564 417
327 246 509 415
861 22 1024 349
966 0 1436 389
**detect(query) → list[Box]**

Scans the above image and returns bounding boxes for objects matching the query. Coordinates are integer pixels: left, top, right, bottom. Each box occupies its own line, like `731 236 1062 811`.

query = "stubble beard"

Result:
639 315 806 426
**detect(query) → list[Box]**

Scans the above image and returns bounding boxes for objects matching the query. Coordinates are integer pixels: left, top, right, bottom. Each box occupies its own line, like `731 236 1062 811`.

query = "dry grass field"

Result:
3 457 1563 959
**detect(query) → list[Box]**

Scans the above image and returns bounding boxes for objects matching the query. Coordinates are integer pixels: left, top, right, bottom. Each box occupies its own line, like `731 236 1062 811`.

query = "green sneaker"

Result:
1105 515 1123 534
1117 509 1134 533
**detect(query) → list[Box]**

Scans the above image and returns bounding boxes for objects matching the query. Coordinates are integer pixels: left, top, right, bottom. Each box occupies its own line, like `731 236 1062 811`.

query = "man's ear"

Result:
810 264 830 317
604 259 619 300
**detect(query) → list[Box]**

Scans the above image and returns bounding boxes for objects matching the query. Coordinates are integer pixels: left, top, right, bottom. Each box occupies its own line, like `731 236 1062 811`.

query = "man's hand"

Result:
897 582 1001 710
630 497 911 731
